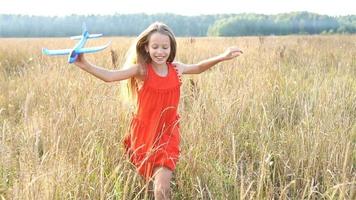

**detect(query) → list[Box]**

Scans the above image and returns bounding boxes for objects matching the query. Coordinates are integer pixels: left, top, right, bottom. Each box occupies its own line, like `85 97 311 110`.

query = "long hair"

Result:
122 22 177 101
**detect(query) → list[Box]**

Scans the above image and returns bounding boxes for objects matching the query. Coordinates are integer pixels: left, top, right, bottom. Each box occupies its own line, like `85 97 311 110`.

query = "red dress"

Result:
124 62 181 179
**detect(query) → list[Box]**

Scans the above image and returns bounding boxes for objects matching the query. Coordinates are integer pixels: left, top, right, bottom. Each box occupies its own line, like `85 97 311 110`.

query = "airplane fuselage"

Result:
42 23 110 63
68 31 89 63
69 50 78 63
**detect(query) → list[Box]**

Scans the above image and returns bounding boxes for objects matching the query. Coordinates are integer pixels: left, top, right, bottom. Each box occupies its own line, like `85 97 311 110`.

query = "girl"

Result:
74 22 242 200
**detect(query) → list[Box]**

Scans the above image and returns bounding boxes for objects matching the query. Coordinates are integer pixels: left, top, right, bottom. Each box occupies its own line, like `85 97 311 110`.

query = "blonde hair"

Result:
122 22 177 101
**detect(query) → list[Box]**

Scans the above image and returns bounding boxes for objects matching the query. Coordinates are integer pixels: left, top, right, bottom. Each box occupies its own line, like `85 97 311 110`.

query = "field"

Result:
0 35 355 199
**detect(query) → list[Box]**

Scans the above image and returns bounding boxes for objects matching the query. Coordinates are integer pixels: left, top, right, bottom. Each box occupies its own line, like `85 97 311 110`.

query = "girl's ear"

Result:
145 45 149 53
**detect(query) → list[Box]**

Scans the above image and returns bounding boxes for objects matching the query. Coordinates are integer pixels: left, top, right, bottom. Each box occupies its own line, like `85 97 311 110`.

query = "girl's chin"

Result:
152 60 168 65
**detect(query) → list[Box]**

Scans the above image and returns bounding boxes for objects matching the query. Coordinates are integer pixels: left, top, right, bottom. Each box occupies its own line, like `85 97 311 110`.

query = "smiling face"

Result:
145 32 171 66
134 22 176 71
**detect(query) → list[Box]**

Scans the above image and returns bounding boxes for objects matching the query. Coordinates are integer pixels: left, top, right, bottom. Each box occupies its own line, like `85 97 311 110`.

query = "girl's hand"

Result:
220 47 243 61
74 54 88 69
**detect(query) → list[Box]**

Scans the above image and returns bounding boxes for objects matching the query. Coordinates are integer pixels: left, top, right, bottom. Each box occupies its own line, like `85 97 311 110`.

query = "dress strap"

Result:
172 63 182 85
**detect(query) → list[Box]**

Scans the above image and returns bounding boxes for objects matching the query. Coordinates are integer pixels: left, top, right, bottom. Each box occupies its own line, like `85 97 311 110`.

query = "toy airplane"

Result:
42 23 111 63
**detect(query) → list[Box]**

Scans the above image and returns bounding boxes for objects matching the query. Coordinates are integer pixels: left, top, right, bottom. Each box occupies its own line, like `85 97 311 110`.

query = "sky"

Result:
0 0 355 16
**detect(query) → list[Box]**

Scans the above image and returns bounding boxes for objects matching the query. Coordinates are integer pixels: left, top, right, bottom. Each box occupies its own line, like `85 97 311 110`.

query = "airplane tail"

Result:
82 22 87 33
70 22 103 40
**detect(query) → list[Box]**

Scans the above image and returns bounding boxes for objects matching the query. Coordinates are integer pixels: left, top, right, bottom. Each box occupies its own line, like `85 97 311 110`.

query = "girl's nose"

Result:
157 49 164 54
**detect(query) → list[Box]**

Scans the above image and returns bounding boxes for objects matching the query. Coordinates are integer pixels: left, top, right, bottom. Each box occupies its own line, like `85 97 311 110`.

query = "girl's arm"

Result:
74 54 138 82
175 47 243 75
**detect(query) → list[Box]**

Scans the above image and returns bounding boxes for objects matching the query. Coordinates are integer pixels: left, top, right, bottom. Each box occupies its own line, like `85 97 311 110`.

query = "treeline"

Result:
0 14 219 37
0 12 355 37
208 12 356 36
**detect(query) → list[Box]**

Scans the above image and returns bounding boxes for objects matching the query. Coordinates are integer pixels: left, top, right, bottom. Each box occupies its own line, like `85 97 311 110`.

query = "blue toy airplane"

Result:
42 23 111 63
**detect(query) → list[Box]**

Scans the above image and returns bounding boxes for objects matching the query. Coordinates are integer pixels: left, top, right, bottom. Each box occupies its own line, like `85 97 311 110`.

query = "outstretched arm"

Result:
174 47 243 75
74 54 138 82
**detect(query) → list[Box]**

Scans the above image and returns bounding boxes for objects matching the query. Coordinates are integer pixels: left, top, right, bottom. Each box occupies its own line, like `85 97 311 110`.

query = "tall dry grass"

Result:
0 35 355 199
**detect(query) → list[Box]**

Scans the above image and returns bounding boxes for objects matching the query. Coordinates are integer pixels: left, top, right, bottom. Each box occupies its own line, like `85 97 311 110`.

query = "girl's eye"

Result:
150 45 169 50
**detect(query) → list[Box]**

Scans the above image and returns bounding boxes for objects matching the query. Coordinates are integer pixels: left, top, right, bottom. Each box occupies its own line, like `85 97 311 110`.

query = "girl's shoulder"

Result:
131 63 147 82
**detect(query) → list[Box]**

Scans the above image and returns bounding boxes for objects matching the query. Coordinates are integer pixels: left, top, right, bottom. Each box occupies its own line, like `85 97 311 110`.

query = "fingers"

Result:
229 47 243 54
73 54 87 68
77 53 84 61
221 47 243 60
74 54 85 64
227 47 242 57
231 51 242 57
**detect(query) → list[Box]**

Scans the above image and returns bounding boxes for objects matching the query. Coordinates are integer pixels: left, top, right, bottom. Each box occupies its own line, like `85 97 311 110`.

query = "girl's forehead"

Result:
148 32 170 44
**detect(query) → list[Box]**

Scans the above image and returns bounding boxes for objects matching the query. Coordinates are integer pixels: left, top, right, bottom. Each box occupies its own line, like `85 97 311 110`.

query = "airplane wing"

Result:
76 42 111 54
88 34 103 38
70 34 103 40
70 35 82 40
42 48 72 55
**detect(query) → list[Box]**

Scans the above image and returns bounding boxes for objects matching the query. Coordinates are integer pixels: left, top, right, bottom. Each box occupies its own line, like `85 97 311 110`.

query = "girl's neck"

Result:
151 62 168 70
151 62 169 77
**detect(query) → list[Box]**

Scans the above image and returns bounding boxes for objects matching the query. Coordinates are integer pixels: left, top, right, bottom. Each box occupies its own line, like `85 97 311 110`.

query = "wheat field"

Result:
0 35 355 199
